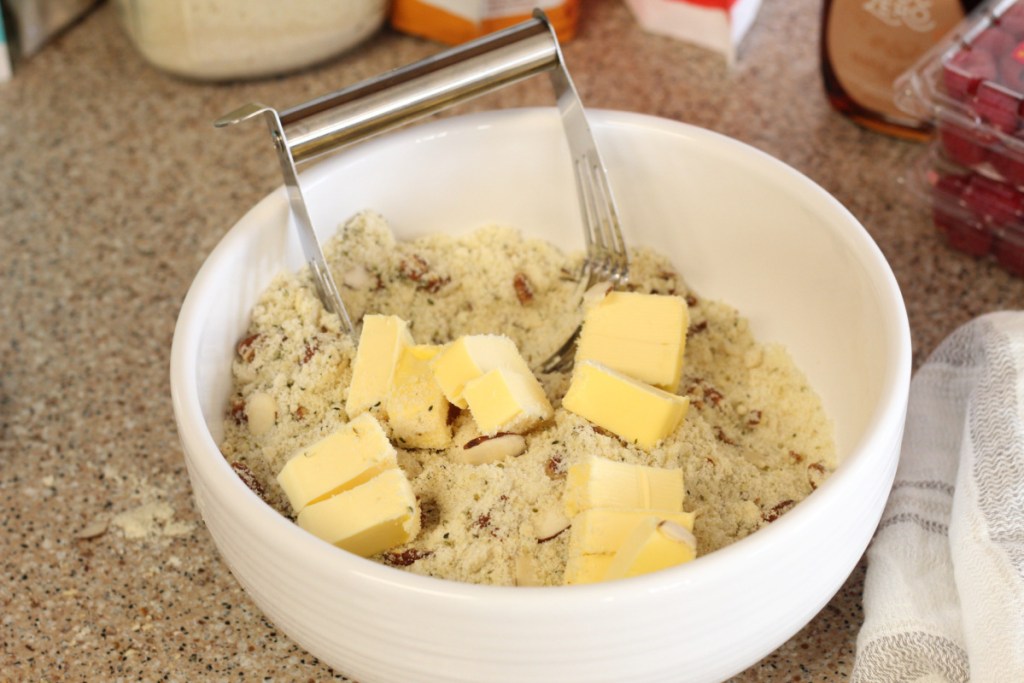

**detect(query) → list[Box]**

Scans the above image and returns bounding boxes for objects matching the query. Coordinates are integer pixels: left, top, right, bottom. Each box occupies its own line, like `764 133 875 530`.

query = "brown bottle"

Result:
821 0 984 140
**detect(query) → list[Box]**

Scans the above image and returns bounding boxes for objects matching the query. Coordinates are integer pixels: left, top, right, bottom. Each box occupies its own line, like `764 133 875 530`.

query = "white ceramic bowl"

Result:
170 109 911 683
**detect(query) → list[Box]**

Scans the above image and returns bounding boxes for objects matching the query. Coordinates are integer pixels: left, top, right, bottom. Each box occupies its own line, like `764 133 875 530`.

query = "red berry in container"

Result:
934 207 994 256
973 81 1022 133
933 170 970 201
972 26 1017 59
998 4 1024 40
988 145 1024 186
943 47 998 101
931 172 993 256
938 120 992 166
963 172 1024 225
998 48 1024 92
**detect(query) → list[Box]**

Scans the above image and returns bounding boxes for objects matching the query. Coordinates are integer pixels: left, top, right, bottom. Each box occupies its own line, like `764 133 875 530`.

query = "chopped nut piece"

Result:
301 342 318 364
231 461 267 501
398 254 450 293
808 462 827 490
762 499 796 523
236 333 260 362
229 398 247 426
545 454 567 479
714 426 736 445
513 272 534 304
381 549 433 567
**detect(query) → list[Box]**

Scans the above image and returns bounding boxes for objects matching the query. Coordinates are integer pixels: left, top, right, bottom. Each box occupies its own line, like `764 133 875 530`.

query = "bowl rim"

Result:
170 107 912 607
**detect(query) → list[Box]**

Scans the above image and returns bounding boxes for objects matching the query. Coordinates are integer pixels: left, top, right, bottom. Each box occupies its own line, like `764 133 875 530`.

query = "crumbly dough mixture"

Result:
220 212 836 586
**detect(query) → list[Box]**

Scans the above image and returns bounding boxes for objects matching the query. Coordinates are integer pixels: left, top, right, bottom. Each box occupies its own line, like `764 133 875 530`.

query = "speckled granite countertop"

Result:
2 0 1022 680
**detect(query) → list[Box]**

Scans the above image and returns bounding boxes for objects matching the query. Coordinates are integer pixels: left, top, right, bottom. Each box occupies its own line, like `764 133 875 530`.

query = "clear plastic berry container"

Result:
916 144 1024 276
897 0 1024 275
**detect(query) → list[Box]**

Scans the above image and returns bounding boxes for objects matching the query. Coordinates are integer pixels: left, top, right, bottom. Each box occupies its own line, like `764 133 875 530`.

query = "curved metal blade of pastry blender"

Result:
213 9 624 353
215 102 354 334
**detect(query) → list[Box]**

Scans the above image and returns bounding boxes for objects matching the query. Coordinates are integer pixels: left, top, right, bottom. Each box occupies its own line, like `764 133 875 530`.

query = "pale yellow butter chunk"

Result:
297 468 421 558
462 367 553 436
567 507 695 558
604 517 697 581
562 361 689 450
386 344 452 449
576 291 688 391
564 455 684 518
345 314 414 416
429 334 534 409
563 553 615 586
276 412 397 513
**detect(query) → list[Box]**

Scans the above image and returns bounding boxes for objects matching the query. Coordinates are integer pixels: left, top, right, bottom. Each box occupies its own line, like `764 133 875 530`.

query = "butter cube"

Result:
567 507 695 558
346 315 414 416
276 412 397 513
430 334 533 409
604 517 697 580
576 291 688 391
562 361 689 450
297 468 421 557
387 344 452 449
564 455 684 517
563 553 615 585
461 368 553 436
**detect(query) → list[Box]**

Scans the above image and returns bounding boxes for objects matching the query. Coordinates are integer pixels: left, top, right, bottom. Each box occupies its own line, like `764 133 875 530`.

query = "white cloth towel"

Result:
852 312 1024 683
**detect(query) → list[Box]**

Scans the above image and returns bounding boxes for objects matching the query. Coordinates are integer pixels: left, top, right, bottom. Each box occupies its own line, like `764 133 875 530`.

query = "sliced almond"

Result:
455 433 526 465
342 263 371 290
514 552 543 587
582 281 614 309
533 507 570 543
246 392 277 436
657 520 697 550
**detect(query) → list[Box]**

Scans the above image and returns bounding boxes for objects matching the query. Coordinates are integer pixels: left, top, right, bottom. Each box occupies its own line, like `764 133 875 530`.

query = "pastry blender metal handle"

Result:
214 10 588 336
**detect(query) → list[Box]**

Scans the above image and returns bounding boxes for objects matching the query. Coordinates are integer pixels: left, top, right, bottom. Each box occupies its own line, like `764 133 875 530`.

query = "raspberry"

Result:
973 81 1021 133
931 172 993 256
942 47 997 101
933 170 970 203
933 207 993 256
938 121 991 166
973 26 1017 60
988 146 1024 186
963 173 1024 225
998 49 1024 92
998 4 1024 40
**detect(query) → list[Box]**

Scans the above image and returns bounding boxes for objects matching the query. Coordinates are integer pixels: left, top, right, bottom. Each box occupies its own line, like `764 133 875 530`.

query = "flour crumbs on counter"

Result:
220 211 836 586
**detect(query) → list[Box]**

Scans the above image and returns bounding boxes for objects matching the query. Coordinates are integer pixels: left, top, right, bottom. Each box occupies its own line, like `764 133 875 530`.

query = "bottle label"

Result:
826 0 964 120
862 0 937 32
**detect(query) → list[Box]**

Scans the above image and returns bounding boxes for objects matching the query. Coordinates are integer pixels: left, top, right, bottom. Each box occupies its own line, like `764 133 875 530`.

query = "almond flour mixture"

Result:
220 211 836 586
